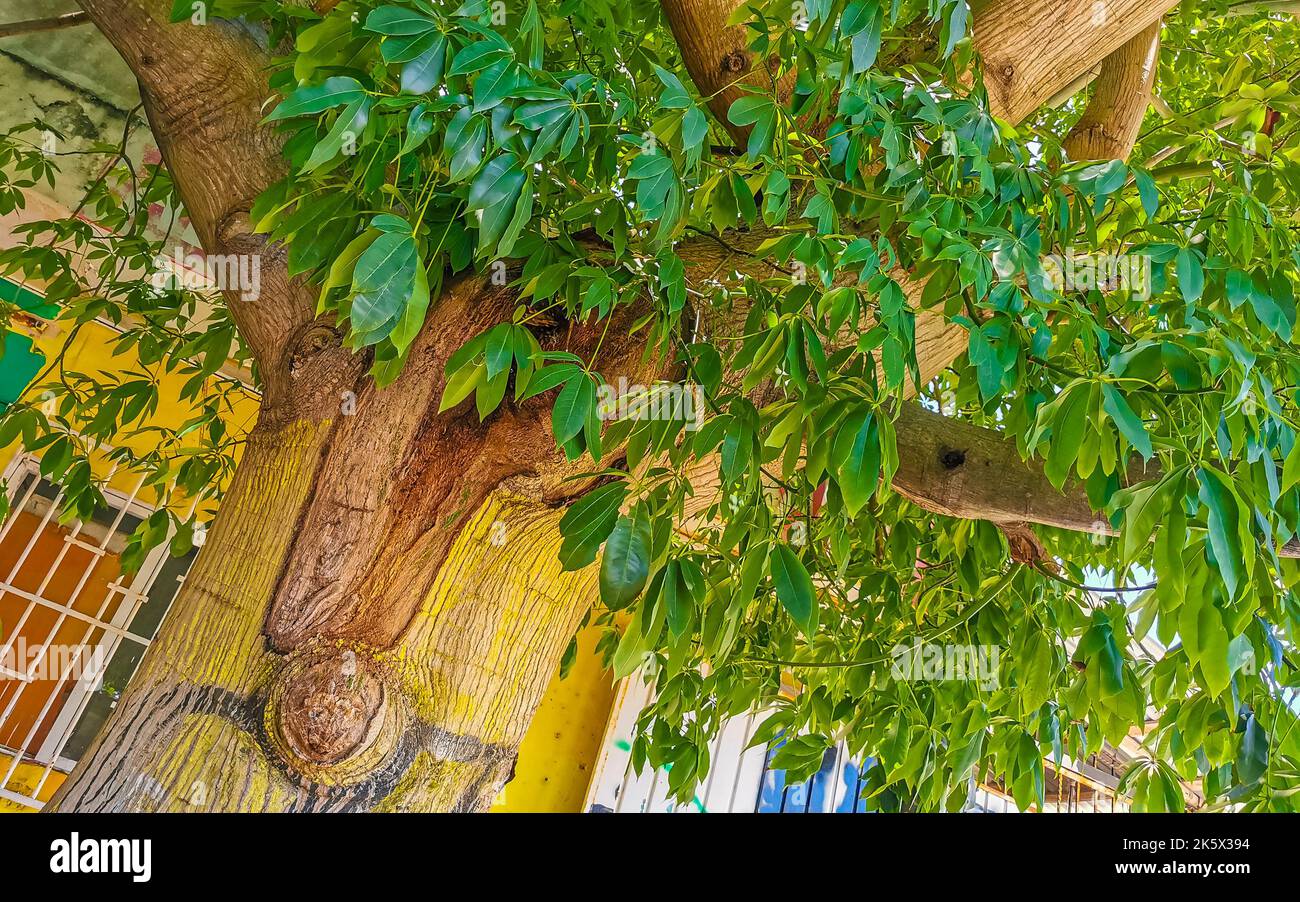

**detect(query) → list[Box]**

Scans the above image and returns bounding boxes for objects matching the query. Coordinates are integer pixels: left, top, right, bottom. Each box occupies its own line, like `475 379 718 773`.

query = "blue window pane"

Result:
784 777 810 813
834 758 861 812
757 743 875 813
755 743 790 812
805 747 838 812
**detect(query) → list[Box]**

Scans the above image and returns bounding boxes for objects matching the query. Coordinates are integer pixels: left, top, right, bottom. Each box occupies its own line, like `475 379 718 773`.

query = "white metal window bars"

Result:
0 449 192 810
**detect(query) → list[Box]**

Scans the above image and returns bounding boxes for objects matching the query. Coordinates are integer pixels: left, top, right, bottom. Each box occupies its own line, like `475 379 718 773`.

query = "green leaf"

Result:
1115 475 1174 563
317 229 377 313
770 544 816 634
1198 607 1231 697
1226 269 1253 309
1101 384 1152 460
941 0 967 57
848 1 884 71
831 407 881 516
467 153 525 210
654 66 691 109
401 105 434 154
268 77 365 121
628 153 676 221
1237 714 1269 784
445 107 487 182
1282 439 1300 495
682 107 709 151
387 258 430 359
475 368 509 420
484 323 515 381
559 481 628 571
1019 630 1054 713
515 99 570 130
473 59 520 112
1133 168 1159 218
552 375 594 445
727 96 771 126
663 561 693 636
401 36 447 94
1043 384 1091 488
380 29 441 64
468 154 527 253
1086 618 1128 701
365 6 438 36
303 99 370 173
519 0 544 68
1248 282 1292 340
967 323 1006 401
449 41 511 77
726 96 776 160
1197 467 1246 599
349 226 418 343
438 359 484 413
600 512 652 610
518 363 582 401
1175 247 1204 305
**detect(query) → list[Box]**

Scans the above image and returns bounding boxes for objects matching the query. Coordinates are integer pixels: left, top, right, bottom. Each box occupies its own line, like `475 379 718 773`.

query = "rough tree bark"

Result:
1063 21 1162 161
52 0 1182 811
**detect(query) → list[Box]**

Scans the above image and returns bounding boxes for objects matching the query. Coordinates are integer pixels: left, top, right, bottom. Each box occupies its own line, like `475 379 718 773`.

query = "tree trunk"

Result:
50 274 610 811
48 0 1186 811
43 0 621 812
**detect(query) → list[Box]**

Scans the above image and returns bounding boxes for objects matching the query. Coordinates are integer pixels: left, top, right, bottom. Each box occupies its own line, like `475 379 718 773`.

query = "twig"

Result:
1033 562 1156 594
739 566 1021 668
0 11 90 39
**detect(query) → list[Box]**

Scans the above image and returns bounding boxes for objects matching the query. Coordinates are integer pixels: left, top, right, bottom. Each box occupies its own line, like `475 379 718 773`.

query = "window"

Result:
755 740 876 813
0 460 193 810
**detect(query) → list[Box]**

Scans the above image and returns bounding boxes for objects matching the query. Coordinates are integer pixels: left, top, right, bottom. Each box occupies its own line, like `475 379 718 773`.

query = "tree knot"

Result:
216 209 264 253
267 647 404 780
721 49 750 74
288 322 343 375
999 521 1048 566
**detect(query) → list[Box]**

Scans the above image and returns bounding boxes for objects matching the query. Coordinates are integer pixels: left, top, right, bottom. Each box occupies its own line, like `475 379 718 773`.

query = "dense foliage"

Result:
4 0 1300 810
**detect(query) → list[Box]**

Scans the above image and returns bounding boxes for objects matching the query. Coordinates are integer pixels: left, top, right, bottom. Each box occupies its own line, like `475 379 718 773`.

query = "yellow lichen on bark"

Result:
50 449 602 812
387 491 599 750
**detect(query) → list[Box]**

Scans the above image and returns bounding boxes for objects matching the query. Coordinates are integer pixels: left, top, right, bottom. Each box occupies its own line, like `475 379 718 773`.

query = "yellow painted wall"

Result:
3 317 260 502
0 751 62 812
491 622 616 812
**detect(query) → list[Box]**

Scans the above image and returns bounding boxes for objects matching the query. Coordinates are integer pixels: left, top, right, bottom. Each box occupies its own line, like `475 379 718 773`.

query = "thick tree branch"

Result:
974 0 1174 125
76 0 354 413
892 404 1116 532
652 0 1192 552
890 403 1300 556
1063 20 1162 160
662 0 1182 145
660 0 798 147
658 0 1182 413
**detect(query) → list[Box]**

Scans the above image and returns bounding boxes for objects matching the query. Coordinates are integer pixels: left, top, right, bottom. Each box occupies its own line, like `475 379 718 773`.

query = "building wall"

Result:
0 752 58 812
490 623 616 812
